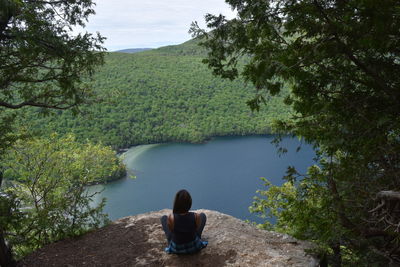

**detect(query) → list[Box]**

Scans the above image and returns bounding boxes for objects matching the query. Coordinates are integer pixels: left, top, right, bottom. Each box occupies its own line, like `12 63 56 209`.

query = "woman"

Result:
161 189 208 254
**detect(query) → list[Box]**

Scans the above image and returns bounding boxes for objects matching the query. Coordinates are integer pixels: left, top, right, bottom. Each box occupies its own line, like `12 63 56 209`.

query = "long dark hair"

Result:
173 189 192 214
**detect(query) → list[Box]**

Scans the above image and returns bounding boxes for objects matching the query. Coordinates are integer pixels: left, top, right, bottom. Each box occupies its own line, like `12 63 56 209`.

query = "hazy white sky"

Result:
80 0 236 51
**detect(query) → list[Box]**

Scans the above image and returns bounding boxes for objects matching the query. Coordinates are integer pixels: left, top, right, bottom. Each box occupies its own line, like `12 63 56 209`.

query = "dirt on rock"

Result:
18 209 318 267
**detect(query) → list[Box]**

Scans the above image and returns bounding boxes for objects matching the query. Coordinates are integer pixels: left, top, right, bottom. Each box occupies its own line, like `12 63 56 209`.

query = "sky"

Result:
78 0 236 51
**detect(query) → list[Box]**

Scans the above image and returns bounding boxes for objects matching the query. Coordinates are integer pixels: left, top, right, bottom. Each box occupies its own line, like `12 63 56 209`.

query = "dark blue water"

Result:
92 136 315 223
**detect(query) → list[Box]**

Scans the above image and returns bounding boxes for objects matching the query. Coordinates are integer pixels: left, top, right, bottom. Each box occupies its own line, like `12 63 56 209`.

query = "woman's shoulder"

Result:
171 212 197 220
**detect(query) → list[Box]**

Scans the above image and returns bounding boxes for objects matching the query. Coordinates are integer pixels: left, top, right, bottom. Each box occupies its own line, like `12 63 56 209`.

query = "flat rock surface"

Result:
18 209 318 266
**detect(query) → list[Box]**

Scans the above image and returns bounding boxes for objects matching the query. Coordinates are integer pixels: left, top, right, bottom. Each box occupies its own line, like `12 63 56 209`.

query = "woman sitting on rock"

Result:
161 189 207 254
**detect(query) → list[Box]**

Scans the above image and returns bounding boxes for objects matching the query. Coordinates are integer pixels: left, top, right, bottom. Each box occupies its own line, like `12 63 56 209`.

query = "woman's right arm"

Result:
194 213 201 230
167 214 174 231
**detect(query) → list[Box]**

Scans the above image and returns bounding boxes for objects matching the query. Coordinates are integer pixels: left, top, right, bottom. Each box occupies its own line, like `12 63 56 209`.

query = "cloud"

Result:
79 0 236 50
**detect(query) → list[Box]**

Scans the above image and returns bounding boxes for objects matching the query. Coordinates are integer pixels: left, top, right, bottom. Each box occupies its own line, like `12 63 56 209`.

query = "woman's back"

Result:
160 189 207 254
172 212 197 244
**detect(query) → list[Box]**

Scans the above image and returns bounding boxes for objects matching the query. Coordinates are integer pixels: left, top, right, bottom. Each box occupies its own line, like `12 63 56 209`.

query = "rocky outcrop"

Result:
19 209 319 266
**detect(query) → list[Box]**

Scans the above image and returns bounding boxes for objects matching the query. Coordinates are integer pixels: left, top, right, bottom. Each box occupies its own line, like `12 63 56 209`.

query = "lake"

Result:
91 135 315 223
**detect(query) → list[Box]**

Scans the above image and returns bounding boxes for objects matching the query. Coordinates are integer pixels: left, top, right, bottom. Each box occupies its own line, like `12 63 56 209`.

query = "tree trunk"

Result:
0 170 16 267
331 242 342 267
0 230 16 267
377 191 400 200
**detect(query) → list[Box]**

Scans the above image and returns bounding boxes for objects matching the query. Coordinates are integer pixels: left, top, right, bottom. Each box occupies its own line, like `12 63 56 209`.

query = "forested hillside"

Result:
22 40 290 149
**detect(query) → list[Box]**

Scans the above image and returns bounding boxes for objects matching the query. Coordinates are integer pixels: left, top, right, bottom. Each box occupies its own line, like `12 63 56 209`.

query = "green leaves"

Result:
197 0 400 264
250 172 346 262
0 0 107 262
1 133 124 257
0 0 105 112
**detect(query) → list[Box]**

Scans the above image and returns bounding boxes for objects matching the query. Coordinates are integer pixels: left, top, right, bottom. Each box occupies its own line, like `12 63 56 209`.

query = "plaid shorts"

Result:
165 236 208 254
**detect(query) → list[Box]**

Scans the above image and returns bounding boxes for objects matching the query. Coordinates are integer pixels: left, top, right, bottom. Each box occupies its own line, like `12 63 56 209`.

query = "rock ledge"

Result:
19 209 319 266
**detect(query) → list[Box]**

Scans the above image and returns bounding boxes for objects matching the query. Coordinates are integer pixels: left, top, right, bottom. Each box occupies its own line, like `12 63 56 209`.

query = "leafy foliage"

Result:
0 1 105 264
0 0 104 112
192 0 400 265
1 134 123 257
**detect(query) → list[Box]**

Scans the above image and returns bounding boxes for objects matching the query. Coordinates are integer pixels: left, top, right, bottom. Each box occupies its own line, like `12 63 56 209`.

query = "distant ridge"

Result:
114 48 152 53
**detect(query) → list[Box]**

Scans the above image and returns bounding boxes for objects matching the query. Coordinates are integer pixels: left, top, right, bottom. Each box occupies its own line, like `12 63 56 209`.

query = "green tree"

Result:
2 134 122 257
191 0 400 265
0 0 104 265
0 0 104 112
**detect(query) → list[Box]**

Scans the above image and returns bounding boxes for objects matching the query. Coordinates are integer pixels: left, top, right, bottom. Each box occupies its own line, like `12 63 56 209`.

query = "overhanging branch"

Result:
0 100 77 110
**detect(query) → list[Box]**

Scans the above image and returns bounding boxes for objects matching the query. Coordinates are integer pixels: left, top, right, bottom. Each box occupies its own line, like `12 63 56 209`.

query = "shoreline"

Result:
116 133 278 154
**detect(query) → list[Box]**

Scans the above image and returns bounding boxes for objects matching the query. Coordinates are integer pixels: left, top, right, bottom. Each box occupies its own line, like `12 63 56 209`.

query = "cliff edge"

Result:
18 209 319 266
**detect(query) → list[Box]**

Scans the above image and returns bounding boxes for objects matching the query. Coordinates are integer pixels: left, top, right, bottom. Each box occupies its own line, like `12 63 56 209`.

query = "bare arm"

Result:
195 213 201 230
167 214 174 231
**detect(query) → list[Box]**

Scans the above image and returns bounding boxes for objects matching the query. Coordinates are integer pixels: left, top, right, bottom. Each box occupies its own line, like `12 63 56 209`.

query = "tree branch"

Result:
377 191 400 201
0 100 78 110
312 0 394 96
